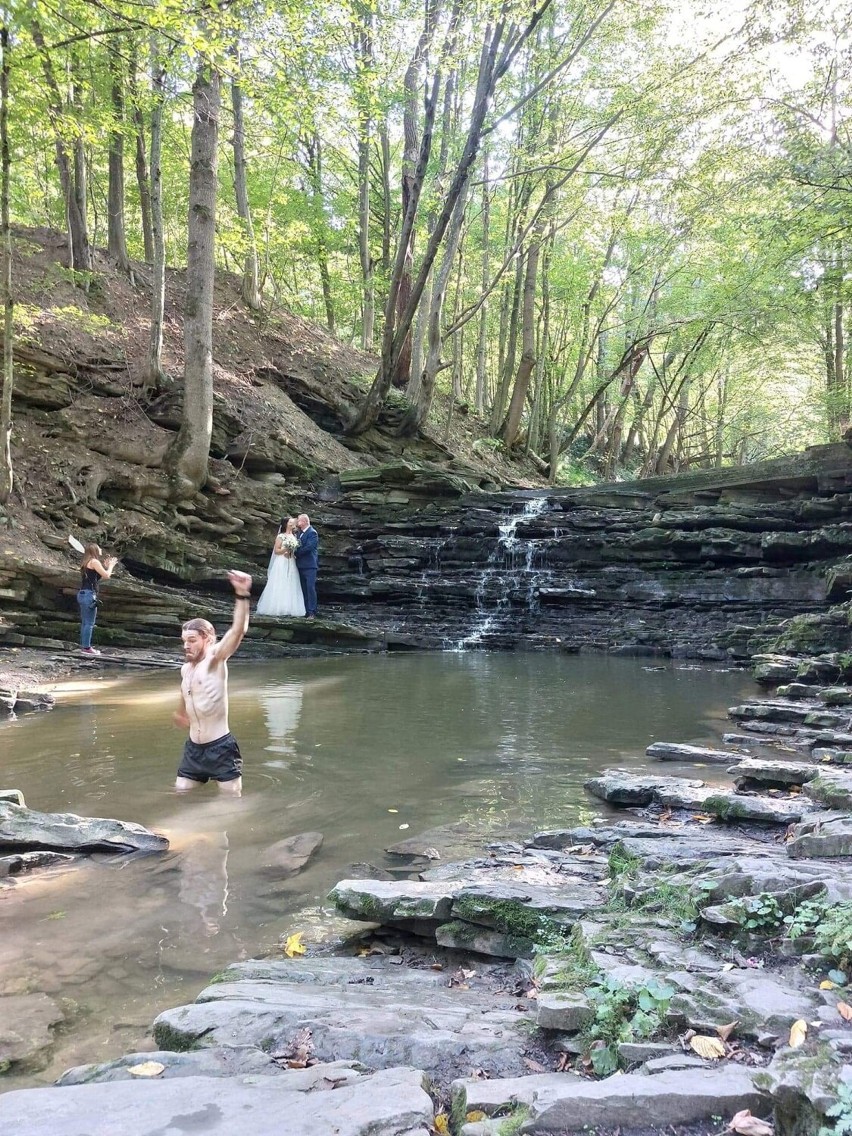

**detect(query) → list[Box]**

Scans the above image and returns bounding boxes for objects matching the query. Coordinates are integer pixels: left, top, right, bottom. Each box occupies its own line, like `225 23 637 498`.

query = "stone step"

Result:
0 1066 434 1136
451 1067 766 1133
646 742 741 764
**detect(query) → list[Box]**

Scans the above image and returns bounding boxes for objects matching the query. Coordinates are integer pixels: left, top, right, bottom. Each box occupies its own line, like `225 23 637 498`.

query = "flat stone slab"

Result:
646 742 741 764
152 956 532 1080
0 801 168 854
0 1067 433 1136
787 813 852 858
57 1051 362 1085
701 790 812 824
803 769 852 810
0 993 64 1073
584 772 708 807
330 879 455 924
730 758 819 788
451 1071 584 1117
0 850 75 879
456 1067 765 1132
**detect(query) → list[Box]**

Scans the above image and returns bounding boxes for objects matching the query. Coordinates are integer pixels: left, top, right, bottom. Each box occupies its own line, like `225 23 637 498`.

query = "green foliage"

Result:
583 976 675 1076
819 1080 852 1136
728 893 784 933
786 898 852 965
496 1106 531 1136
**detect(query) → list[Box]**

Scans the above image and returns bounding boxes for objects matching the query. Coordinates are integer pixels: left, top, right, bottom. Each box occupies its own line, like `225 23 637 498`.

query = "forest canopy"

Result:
2 0 851 491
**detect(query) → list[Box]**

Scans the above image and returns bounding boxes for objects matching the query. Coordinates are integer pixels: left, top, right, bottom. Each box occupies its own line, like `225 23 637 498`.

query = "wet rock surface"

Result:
0 801 169 855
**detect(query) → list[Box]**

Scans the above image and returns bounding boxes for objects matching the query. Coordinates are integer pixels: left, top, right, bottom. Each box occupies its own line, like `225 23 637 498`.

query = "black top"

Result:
81 566 100 593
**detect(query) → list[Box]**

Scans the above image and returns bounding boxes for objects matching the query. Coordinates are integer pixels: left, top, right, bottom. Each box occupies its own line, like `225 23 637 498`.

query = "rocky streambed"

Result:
3 660 852 1134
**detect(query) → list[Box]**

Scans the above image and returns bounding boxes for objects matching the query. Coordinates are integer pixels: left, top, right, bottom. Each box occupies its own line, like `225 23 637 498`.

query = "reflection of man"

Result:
178 831 230 936
173 570 252 796
294 513 319 620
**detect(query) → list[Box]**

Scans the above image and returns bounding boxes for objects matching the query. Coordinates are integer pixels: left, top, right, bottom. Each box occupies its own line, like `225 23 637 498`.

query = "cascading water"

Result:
452 496 551 650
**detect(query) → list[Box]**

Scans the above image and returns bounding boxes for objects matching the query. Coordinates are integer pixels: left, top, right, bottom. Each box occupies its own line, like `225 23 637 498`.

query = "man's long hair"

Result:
182 618 216 641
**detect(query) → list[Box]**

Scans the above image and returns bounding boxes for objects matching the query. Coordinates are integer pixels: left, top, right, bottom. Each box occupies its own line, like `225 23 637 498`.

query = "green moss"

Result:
205 970 235 985
151 1021 198 1053
452 895 559 942
497 1106 531 1135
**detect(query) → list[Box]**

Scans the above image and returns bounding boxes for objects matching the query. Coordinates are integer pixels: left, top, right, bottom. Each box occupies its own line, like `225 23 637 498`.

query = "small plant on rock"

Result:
787 899 852 965
728 892 784 933
819 1079 852 1136
583 976 674 1076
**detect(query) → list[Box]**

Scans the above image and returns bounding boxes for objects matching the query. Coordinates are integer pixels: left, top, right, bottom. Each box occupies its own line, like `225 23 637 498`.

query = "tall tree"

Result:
229 39 262 310
0 24 12 505
165 51 221 496
107 36 132 272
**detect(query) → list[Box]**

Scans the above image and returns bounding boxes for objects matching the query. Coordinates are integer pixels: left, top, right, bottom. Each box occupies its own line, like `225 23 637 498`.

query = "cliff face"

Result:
3 230 852 660
316 446 852 658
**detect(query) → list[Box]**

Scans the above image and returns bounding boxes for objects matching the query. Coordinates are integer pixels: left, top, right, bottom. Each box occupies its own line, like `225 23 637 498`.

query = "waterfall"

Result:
452 496 551 650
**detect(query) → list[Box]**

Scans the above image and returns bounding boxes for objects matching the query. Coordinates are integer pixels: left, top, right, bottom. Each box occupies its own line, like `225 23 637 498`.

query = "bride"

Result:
256 519 306 617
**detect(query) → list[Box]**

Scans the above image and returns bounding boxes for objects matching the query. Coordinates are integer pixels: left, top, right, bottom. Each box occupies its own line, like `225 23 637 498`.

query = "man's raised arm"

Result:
214 570 253 662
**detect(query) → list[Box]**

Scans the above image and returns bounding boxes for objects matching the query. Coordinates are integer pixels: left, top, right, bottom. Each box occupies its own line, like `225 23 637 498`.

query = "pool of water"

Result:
0 652 756 1088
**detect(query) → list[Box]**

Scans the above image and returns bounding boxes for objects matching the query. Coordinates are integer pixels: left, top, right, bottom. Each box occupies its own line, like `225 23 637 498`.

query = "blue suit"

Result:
294 525 319 616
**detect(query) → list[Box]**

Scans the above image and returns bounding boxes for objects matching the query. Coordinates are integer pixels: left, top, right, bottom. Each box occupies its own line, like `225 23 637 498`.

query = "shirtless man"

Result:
173 570 252 796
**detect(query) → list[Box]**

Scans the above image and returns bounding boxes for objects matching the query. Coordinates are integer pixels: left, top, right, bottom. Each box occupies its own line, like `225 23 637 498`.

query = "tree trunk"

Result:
353 1 374 348
303 131 335 333
31 23 91 271
502 234 541 448
490 255 522 433
0 26 12 504
129 47 154 262
107 38 131 272
475 144 490 415
165 59 220 496
230 43 262 311
397 180 469 435
147 32 166 387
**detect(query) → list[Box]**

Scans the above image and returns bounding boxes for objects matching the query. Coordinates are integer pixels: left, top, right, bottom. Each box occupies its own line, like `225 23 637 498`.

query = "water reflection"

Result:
261 682 303 760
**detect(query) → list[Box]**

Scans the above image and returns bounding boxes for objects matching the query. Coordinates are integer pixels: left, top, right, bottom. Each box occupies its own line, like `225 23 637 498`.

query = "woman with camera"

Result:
77 544 118 655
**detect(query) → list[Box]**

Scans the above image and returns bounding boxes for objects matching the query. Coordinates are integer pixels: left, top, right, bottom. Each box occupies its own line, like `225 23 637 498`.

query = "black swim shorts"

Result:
177 732 243 783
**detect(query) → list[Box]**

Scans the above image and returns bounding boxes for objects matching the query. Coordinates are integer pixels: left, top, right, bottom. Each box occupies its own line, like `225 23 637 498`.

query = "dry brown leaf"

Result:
728 1108 774 1135
465 1112 487 1123
127 1061 166 1078
523 1057 547 1073
837 1000 852 1022
434 1114 450 1135
788 1019 807 1048
716 1021 738 1043
689 1034 726 1059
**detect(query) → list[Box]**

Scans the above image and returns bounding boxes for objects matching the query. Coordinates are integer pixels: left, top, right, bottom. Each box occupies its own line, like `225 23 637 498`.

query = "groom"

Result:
294 513 319 619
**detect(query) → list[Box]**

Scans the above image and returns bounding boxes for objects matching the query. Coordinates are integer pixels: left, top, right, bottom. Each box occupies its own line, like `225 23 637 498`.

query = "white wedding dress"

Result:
256 549 306 617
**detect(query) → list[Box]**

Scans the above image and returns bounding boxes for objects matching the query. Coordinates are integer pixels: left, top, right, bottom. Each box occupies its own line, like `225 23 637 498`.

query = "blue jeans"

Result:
77 589 97 648
298 568 318 616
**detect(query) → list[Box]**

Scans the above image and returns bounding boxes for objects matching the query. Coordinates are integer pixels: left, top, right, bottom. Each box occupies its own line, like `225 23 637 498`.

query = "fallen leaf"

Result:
727 1108 774 1135
716 1021 738 1042
555 1052 571 1072
689 1034 726 1059
127 1061 166 1077
788 1019 807 1048
820 980 838 990
465 1112 487 1123
284 932 306 958
434 1114 450 1135
523 1057 547 1073
838 1001 852 1022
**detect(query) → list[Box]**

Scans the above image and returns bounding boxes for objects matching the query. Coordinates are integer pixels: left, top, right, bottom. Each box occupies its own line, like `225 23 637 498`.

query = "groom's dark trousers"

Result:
295 525 319 616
